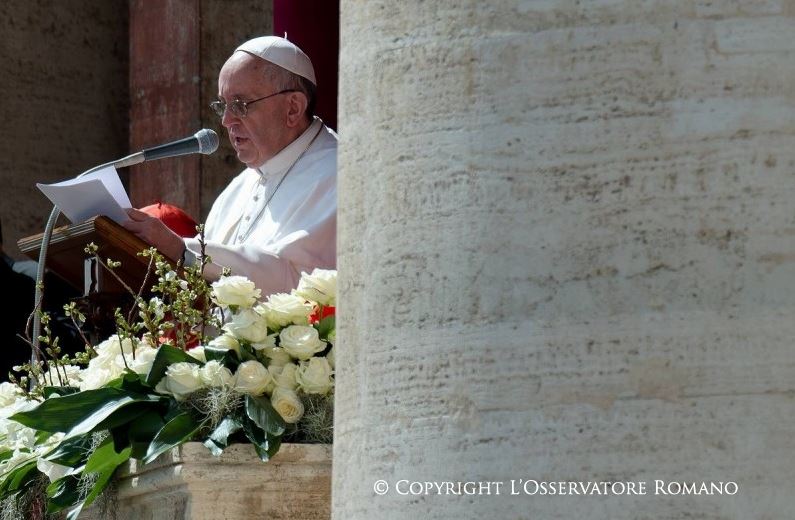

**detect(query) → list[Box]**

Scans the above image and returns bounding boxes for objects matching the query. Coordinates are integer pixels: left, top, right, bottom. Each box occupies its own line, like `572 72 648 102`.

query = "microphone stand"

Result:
31 152 145 364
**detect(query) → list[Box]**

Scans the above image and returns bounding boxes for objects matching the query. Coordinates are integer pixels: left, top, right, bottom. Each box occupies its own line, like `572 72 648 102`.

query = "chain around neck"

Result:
233 124 324 243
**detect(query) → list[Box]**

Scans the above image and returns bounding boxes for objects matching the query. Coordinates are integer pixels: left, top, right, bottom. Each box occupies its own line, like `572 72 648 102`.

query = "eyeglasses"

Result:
209 89 298 118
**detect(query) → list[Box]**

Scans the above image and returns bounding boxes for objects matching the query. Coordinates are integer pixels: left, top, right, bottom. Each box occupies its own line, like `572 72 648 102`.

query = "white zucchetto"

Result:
235 36 316 85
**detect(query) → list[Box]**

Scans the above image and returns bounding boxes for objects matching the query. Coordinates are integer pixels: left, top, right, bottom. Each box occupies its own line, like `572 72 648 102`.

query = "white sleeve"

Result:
184 205 336 296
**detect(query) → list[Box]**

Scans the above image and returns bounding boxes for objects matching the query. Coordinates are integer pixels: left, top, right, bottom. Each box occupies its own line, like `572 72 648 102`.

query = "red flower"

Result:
309 305 335 324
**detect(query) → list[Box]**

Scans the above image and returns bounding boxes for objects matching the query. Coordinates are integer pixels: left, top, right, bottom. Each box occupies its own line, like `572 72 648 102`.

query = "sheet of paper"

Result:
36 166 132 224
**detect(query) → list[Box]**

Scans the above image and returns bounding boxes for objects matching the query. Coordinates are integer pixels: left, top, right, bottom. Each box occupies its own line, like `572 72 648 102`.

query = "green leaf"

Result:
245 394 286 437
0 459 39 494
241 417 270 461
0 448 12 463
241 416 282 461
146 344 203 386
43 386 80 398
202 414 243 456
125 410 167 459
44 433 93 466
46 474 81 514
316 315 335 341
35 429 53 444
10 387 161 438
144 412 203 463
210 416 243 445
106 370 150 394
239 345 258 362
203 438 223 456
266 432 282 459
81 437 132 508
204 346 241 369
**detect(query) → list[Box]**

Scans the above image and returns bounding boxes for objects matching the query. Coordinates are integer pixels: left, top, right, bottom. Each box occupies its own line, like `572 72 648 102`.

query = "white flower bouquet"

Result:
0 244 336 519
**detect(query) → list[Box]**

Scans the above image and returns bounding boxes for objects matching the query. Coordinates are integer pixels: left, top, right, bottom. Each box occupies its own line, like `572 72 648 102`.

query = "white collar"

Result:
254 117 323 180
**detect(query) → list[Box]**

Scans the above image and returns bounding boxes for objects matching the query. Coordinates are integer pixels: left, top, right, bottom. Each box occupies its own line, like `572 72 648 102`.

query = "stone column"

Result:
335 1 795 518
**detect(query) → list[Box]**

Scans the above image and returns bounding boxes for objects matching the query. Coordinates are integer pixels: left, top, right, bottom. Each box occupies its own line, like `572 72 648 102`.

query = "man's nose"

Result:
221 108 238 128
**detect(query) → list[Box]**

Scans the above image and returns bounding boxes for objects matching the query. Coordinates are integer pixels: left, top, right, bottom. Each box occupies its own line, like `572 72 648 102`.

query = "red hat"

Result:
140 202 198 238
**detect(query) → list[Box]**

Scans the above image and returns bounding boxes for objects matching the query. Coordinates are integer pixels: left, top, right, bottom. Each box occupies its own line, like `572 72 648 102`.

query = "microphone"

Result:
111 129 220 169
143 128 220 161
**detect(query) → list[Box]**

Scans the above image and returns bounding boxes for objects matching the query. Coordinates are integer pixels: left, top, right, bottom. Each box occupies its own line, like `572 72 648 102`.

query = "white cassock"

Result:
184 117 337 296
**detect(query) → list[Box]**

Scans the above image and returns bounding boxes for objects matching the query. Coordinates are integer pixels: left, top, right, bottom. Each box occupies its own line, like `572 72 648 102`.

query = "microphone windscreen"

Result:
195 129 220 155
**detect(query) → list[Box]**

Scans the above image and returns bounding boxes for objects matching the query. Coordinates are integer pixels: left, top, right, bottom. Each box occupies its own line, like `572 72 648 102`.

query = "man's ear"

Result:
285 92 309 127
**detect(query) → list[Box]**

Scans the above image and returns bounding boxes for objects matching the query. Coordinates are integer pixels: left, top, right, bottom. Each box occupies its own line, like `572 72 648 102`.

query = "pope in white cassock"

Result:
124 37 337 296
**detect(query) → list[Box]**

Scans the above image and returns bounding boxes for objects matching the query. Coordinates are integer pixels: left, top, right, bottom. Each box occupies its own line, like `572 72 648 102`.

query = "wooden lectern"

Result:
18 216 160 339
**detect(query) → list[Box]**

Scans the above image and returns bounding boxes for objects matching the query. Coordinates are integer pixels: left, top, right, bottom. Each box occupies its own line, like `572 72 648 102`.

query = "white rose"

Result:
295 357 334 396
127 347 158 377
224 309 270 343
270 387 304 424
261 346 292 367
95 335 139 356
211 276 261 308
279 326 327 361
81 348 127 390
207 334 241 354
79 367 116 391
161 362 204 400
0 383 21 408
0 394 34 421
258 293 312 329
0 399 37 450
111 347 157 378
200 360 234 387
58 365 83 386
270 362 298 391
186 346 207 363
294 269 336 306
233 361 272 396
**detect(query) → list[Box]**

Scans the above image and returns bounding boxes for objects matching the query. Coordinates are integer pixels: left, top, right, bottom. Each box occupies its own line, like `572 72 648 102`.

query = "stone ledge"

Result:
82 443 331 520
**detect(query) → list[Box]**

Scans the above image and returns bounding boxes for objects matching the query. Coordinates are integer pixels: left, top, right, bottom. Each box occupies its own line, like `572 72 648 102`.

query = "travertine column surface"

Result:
335 1 795 519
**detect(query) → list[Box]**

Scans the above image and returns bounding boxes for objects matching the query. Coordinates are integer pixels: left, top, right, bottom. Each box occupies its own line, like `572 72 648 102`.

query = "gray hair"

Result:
262 62 317 120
